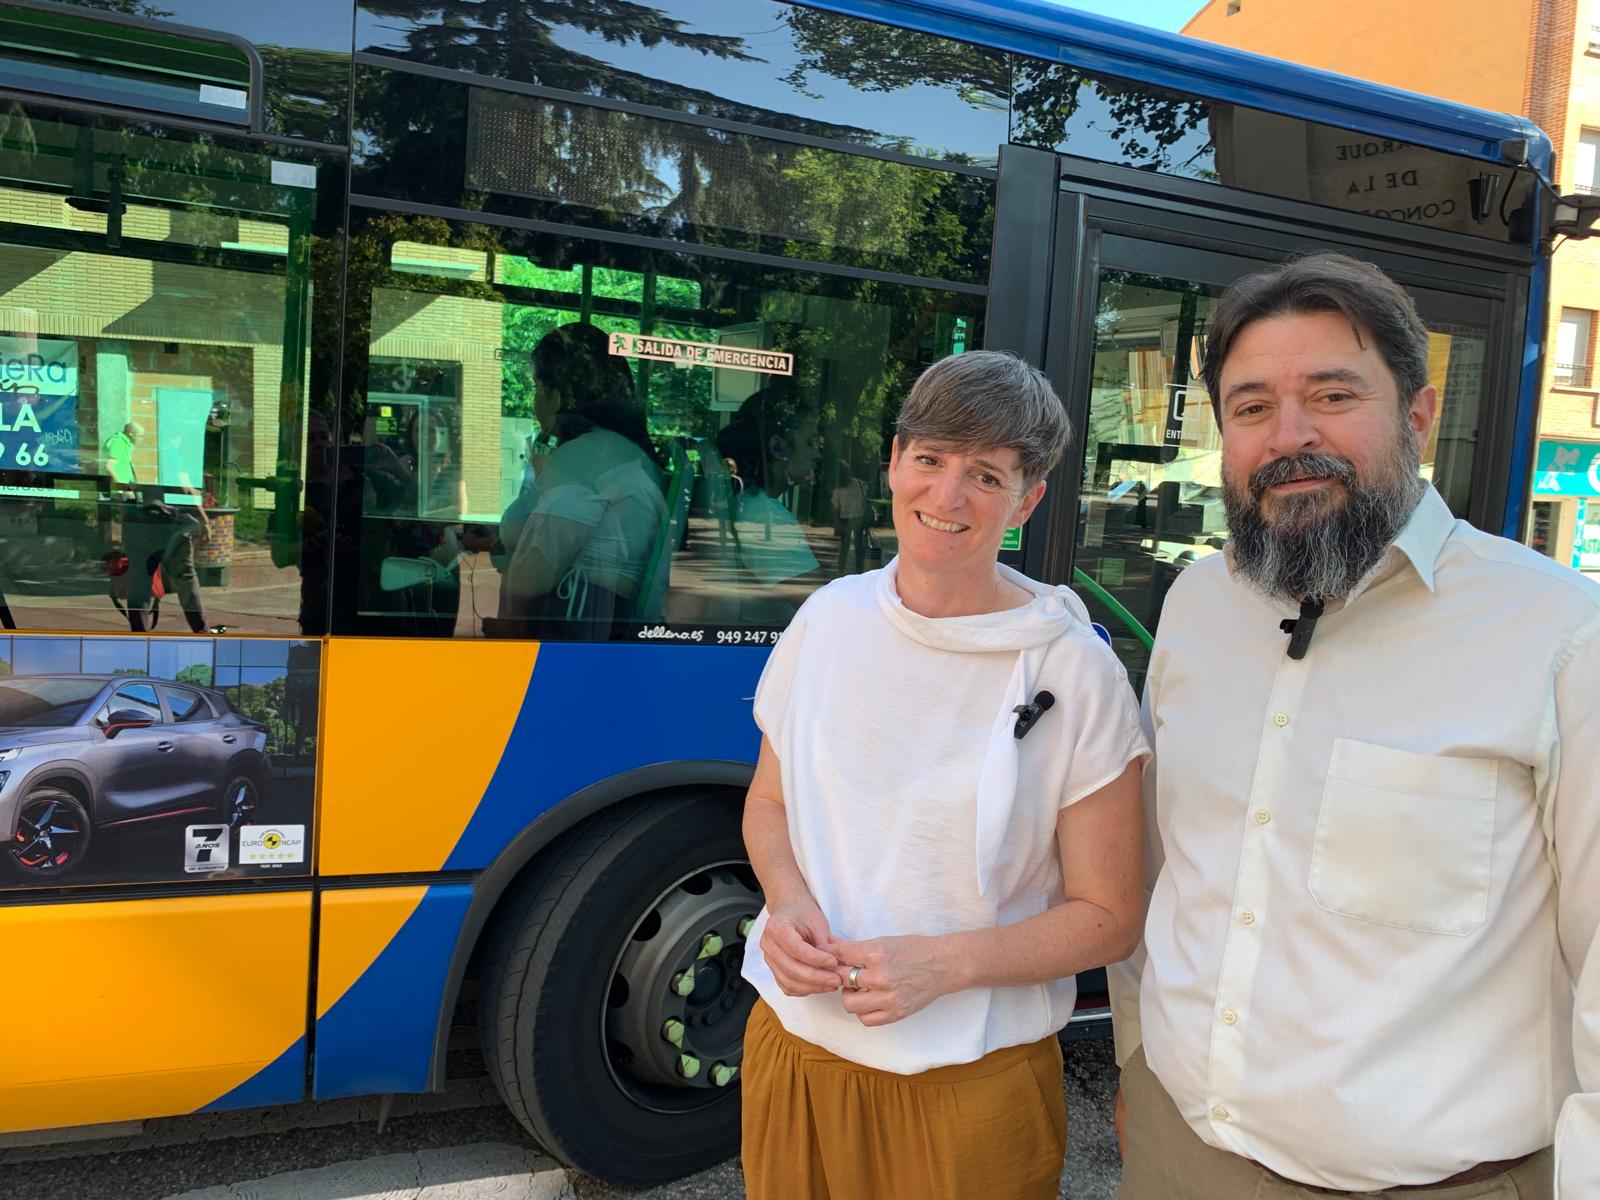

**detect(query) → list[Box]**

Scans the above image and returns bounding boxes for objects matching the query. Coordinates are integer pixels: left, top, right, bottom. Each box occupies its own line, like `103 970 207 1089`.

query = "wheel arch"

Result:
424 759 753 1091
222 748 269 788
9 764 95 834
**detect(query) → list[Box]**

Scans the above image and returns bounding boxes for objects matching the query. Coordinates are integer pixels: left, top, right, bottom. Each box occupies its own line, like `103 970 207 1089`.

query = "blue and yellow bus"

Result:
0 0 1562 1186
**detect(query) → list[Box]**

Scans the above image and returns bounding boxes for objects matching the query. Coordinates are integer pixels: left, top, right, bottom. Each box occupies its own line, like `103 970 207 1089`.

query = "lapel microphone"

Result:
1280 597 1325 660
1013 691 1055 739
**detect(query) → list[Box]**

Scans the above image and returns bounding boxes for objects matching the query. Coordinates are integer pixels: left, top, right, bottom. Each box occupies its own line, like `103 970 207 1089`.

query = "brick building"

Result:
1186 0 1600 573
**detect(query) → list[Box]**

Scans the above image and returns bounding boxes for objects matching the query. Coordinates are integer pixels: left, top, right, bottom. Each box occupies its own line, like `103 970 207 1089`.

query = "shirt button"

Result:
1212 1105 1231 1121
1272 713 1289 727
1221 1009 1238 1025
1240 910 1256 925
1254 810 1271 826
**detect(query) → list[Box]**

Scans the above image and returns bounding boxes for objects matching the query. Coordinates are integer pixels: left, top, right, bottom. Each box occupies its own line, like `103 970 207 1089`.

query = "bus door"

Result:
989 145 1525 692
0 100 334 1134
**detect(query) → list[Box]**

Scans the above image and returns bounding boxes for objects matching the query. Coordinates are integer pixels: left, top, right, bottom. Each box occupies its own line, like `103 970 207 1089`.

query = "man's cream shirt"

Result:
1110 486 1599 1196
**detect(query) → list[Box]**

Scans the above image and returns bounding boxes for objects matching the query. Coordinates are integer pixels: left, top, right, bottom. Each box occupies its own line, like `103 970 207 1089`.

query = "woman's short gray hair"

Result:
895 351 1071 486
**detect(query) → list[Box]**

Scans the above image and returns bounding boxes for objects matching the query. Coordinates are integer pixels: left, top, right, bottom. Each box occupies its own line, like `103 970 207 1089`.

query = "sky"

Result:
1048 0 1205 34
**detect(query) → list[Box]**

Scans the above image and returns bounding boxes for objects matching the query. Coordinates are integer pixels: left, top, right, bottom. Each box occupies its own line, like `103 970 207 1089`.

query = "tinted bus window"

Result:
56 0 354 145
1010 59 1536 244
351 66 995 285
0 107 342 636
336 211 982 637
355 0 1008 167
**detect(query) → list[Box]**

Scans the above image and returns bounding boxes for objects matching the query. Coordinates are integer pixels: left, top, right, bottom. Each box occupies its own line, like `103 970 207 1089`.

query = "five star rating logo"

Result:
239 824 305 866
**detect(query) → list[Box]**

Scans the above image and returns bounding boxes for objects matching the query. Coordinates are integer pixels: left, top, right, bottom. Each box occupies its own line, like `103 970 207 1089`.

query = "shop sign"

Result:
1533 440 1600 498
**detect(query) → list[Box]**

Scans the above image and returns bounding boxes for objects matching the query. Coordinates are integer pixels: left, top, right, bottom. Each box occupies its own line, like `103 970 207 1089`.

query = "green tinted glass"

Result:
342 212 983 637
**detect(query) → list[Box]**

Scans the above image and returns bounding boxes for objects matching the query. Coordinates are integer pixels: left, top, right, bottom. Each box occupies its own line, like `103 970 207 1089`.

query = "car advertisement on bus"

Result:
0 635 319 888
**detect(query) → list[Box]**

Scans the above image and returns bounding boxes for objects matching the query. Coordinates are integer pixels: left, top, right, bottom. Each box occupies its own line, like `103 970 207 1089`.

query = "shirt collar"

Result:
1381 484 1454 595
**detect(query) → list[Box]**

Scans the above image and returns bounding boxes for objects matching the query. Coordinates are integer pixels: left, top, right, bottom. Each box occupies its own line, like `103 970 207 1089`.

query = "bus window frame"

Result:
0 0 266 133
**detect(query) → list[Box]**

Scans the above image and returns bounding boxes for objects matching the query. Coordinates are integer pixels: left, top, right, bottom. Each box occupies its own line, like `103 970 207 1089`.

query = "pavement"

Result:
0 1035 1121 1200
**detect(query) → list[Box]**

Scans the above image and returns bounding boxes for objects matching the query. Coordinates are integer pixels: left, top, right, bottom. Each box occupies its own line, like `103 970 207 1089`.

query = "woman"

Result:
740 350 1149 1200
495 322 665 639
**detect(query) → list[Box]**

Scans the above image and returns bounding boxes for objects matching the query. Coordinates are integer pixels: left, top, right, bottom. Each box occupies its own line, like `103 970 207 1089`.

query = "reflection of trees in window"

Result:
352 5 993 281
360 1 757 103
777 8 1009 126
1011 64 1215 178
258 45 351 143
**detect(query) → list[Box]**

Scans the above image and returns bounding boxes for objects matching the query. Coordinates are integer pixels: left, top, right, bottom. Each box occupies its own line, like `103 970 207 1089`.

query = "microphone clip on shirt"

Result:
1013 691 1055 739
1280 597 1325 660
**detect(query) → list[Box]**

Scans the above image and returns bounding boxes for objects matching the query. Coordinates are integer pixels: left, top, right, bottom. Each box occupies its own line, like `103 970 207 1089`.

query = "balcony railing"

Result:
1554 360 1594 388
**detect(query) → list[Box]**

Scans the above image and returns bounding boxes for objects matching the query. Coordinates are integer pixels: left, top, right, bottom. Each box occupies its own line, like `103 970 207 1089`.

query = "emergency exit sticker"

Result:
240 824 306 865
1001 527 1023 552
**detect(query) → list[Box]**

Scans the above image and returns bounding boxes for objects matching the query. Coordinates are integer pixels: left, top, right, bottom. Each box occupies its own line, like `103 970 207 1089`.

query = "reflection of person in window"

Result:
120 495 210 634
715 387 821 590
497 323 665 639
831 453 870 577
103 421 142 487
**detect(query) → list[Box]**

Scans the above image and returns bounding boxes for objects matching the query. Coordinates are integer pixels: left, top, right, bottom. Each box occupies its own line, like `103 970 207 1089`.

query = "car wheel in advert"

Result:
477 790 759 1187
5 786 91 880
223 773 260 828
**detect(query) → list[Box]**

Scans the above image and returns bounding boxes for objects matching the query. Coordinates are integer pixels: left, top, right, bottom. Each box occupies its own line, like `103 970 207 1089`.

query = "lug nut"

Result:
661 1018 685 1048
710 1062 738 1087
737 917 755 938
672 968 697 997
677 1054 701 1079
698 932 724 959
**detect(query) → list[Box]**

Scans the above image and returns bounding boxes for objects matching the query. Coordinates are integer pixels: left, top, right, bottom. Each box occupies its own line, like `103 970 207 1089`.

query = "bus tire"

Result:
478 790 761 1187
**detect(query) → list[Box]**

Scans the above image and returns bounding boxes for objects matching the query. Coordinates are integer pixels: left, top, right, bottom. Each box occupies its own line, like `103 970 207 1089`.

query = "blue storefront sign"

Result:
1533 440 1600 498
0 336 79 475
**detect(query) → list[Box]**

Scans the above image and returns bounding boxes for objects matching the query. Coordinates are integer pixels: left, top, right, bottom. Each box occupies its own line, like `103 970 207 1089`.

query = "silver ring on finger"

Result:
847 965 863 991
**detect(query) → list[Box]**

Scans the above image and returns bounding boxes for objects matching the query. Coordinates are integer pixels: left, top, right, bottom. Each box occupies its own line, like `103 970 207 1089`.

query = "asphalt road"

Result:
0 1035 1121 1200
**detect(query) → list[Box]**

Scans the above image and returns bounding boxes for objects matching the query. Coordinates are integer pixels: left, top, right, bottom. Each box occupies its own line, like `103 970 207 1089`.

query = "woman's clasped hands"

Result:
760 901 959 1026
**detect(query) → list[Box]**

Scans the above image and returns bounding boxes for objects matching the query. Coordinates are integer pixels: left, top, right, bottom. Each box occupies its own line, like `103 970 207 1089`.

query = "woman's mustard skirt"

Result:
740 999 1068 1200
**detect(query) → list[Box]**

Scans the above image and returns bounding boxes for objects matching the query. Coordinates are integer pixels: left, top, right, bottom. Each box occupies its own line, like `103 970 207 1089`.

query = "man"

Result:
1110 253 1597 1199
103 420 142 486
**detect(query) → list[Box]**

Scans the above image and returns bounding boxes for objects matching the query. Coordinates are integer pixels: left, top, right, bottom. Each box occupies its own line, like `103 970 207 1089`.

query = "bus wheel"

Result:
478 791 761 1187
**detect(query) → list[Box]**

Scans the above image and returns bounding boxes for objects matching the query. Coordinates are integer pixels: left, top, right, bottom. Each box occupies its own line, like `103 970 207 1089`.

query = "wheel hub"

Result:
606 863 761 1098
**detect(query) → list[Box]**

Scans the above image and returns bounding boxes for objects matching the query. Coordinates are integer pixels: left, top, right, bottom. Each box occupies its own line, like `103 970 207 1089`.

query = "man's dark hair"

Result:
1202 253 1431 420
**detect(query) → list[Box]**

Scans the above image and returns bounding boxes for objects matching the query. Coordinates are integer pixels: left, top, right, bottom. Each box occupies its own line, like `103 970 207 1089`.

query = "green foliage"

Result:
175 662 212 686
232 676 300 756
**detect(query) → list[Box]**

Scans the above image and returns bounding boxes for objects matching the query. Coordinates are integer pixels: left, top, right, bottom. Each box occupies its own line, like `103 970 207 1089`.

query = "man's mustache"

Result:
1249 453 1357 501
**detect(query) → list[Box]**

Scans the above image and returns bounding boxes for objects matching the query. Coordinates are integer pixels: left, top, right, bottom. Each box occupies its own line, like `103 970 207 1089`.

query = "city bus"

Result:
0 0 1557 1187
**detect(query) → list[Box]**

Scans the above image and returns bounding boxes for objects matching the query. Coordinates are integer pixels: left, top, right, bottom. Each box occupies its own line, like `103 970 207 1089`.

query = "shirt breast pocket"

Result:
1308 738 1498 936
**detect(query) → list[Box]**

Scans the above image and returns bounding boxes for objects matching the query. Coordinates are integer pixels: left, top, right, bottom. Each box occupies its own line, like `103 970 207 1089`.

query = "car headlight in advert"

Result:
0 749 19 761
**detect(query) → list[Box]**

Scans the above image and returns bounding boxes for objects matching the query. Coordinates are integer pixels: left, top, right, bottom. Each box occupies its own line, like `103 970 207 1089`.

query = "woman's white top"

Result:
741 558 1149 1074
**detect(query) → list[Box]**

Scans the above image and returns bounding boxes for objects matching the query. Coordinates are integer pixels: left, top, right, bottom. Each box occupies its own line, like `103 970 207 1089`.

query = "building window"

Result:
1576 130 1600 195
1227 0 1242 13
1589 22 1600 55
1555 309 1595 388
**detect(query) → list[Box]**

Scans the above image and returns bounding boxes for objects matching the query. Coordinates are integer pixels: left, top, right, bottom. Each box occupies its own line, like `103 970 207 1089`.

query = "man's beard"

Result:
1223 432 1425 604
